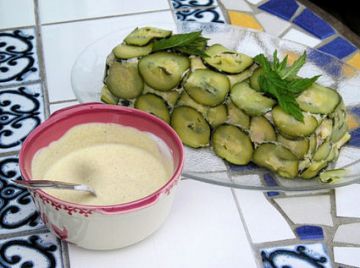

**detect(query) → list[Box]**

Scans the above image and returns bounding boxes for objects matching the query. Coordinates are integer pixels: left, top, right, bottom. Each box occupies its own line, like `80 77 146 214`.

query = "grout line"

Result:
0 79 42 90
230 189 264 268
49 99 79 105
40 8 171 27
33 0 50 119
0 150 20 158
61 240 71 268
0 226 49 240
0 25 35 32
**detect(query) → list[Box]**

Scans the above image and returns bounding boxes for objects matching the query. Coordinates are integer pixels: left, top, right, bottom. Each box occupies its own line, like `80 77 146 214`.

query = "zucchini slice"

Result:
124 27 171 46
105 62 144 99
100 85 119 105
249 67 262 91
249 116 276 144
176 91 207 115
203 44 253 74
230 82 275 116
206 104 228 128
113 43 152 59
296 83 340 114
277 134 309 159
184 69 230 106
227 68 254 88
171 106 210 148
253 143 299 178
190 57 207 71
308 134 317 156
300 161 327 179
143 84 179 108
272 106 318 138
139 52 190 91
212 124 253 165
316 119 333 141
176 92 227 128
226 101 250 130
134 93 170 123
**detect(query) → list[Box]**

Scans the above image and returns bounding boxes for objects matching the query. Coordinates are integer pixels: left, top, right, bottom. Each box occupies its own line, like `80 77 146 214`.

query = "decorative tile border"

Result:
0 155 44 236
0 84 45 153
175 7 226 23
0 232 64 267
170 0 219 9
0 28 40 87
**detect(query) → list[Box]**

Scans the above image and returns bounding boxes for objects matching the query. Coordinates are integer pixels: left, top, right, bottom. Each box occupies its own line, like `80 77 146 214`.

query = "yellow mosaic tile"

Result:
228 11 263 31
284 51 300 65
346 51 360 70
347 113 360 131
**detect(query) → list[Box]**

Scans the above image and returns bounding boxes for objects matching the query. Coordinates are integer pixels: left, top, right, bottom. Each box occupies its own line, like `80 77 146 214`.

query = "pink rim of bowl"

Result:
19 103 184 214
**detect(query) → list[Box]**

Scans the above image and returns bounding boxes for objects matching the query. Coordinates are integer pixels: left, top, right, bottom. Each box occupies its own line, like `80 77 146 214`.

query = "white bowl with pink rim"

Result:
19 103 184 250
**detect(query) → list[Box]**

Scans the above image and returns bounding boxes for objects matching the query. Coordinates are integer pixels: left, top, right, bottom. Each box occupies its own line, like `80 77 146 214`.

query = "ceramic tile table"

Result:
1 0 360 267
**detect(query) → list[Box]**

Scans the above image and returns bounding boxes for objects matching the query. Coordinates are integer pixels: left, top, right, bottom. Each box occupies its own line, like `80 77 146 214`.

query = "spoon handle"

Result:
15 180 97 196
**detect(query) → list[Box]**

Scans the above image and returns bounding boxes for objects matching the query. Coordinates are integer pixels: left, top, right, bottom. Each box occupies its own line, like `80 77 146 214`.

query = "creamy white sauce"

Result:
31 123 173 206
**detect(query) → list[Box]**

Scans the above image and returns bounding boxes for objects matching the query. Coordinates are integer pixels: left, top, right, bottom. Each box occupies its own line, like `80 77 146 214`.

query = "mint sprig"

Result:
152 31 208 57
254 51 320 122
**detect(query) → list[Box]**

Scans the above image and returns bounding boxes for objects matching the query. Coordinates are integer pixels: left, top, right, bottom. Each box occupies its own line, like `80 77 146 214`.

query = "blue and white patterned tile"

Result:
0 84 45 153
175 7 226 23
170 0 218 9
0 232 64 267
0 155 44 235
261 243 331 268
0 29 40 87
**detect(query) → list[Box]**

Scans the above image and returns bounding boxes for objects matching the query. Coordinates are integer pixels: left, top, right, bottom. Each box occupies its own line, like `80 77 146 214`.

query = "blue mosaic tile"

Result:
348 108 360 147
318 37 357 59
0 232 64 267
259 0 299 21
175 7 225 23
308 50 342 78
263 173 278 186
171 0 218 9
296 225 324 240
261 243 331 268
228 162 259 172
0 84 45 153
293 9 335 39
266 191 280 197
0 28 40 87
0 155 44 235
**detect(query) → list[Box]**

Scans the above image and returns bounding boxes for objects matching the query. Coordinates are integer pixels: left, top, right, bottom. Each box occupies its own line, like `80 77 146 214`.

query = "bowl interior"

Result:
19 103 184 208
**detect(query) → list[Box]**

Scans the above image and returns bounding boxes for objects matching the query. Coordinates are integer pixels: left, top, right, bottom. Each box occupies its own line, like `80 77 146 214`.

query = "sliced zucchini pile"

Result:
100 26 350 180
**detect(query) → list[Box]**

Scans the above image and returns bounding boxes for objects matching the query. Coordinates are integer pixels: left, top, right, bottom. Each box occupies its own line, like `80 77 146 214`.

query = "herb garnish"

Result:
152 31 209 57
254 51 320 122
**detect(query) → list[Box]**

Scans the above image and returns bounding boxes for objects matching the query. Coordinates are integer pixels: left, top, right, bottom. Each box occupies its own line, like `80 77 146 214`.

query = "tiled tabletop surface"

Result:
1 0 360 267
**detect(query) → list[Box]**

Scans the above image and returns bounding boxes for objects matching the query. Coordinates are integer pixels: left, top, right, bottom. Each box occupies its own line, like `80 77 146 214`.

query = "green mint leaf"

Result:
152 31 209 56
254 54 272 72
277 55 288 73
278 95 304 122
281 51 307 79
287 75 320 93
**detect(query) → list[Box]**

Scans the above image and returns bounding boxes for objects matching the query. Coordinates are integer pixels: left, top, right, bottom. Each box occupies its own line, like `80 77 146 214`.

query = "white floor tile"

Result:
255 12 291 36
275 195 333 226
282 28 322 48
0 0 35 30
246 0 264 5
234 190 295 243
221 0 253 12
39 0 170 24
69 180 257 268
49 101 79 114
335 184 360 218
334 247 360 267
334 222 360 245
41 11 175 102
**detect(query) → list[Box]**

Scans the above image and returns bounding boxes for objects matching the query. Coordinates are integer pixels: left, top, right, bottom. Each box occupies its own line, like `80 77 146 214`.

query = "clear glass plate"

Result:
72 21 360 192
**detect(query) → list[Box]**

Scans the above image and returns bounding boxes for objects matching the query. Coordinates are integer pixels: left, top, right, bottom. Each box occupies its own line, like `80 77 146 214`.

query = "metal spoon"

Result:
14 180 97 197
